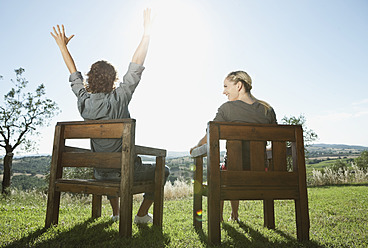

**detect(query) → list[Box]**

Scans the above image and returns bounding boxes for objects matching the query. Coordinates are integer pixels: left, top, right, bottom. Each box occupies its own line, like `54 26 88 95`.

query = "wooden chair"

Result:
191 121 310 245
45 119 166 237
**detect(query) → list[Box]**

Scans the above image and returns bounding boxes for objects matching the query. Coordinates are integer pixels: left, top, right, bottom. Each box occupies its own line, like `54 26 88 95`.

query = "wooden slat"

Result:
272 141 287 171
63 146 166 167
63 123 125 139
56 181 119 196
57 119 134 126
55 180 154 196
220 171 298 187
55 178 154 189
250 141 266 171
61 152 121 168
226 140 243 171
217 122 296 142
221 188 300 200
55 178 155 191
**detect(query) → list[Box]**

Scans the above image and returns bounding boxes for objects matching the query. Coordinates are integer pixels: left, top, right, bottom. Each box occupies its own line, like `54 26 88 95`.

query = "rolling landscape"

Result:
0 143 367 191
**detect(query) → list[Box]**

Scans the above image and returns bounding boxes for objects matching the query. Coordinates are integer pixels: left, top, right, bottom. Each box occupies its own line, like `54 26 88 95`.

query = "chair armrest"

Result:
135 145 166 157
190 144 207 158
65 145 166 157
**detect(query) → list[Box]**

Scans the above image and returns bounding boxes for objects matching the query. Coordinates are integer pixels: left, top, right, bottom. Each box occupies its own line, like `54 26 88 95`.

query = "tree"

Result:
331 159 348 172
0 68 59 194
281 114 318 171
281 114 318 148
355 150 368 172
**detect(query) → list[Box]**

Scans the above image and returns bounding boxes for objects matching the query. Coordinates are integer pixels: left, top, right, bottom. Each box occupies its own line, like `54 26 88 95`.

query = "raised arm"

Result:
131 8 152 65
51 25 77 74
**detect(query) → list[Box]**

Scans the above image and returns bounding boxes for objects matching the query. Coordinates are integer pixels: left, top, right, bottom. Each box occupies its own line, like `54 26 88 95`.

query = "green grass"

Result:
1 185 368 247
306 159 349 173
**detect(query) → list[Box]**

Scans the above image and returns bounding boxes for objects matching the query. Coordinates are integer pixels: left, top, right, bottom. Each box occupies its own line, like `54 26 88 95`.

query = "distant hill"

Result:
307 143 367 160
167 151 190 158
0 156 51 175
310 144 368 150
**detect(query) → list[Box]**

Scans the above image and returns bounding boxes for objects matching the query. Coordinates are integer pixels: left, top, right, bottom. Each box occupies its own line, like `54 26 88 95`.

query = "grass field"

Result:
1 185 367 247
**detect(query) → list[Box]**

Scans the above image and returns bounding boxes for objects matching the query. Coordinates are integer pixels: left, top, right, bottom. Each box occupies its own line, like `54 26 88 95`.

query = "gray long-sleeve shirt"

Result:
69 62 145 153
213 100 277 124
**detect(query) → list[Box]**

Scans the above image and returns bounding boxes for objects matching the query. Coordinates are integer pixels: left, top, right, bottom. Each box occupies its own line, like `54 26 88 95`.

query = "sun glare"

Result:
149 0 211 69
120 0 215 151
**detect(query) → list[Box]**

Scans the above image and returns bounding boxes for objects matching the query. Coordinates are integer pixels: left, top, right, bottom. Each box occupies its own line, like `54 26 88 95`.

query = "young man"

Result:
51 8 169 223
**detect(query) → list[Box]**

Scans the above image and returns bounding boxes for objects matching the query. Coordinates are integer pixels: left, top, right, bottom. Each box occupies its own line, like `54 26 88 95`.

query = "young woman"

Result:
190 70 277 222
51 8 169 224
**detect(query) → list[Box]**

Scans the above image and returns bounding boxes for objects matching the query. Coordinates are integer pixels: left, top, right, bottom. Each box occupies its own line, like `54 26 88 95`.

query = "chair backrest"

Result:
207 121 307 200
208 121 305 169
50 119 136 182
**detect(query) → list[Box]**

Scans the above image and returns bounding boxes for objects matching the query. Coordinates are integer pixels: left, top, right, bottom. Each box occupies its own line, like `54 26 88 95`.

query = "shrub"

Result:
330 159 348 172
355 150 368 171
308 165 368 186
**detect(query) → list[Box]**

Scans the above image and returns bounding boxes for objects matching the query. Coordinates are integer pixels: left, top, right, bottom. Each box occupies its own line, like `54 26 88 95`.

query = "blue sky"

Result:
0 0 367 156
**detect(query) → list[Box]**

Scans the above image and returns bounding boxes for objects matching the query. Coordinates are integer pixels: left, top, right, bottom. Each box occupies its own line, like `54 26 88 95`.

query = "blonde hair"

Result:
226 71 272 112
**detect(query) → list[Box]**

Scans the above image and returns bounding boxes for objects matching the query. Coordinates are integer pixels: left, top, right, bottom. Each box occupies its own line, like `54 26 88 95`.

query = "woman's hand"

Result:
50 25 74 48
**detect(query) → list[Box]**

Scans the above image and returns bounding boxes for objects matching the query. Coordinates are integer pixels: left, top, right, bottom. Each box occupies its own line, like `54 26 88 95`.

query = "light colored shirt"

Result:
69 62 145 153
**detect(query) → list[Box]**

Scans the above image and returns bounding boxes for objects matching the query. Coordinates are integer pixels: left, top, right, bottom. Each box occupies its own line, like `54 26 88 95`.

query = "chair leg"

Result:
193 182 203 230
295 199 310 241
263 199 275 229
119 194 133 237
45 190 61 228
153 156 165 227
92 194 102 219
120 167 133 237
207 195 221 245
193 157 203 230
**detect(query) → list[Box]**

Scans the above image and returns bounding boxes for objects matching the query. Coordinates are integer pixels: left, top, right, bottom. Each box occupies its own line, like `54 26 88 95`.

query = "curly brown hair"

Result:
86 61 117 93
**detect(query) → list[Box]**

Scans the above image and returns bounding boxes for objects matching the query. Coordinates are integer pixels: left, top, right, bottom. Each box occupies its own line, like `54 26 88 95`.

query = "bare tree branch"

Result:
0 67 60 152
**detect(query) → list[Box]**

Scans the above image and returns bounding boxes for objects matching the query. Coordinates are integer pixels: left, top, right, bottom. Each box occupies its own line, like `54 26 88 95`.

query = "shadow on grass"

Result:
194 221 326 248
194 227 208 247
3 218 170 248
